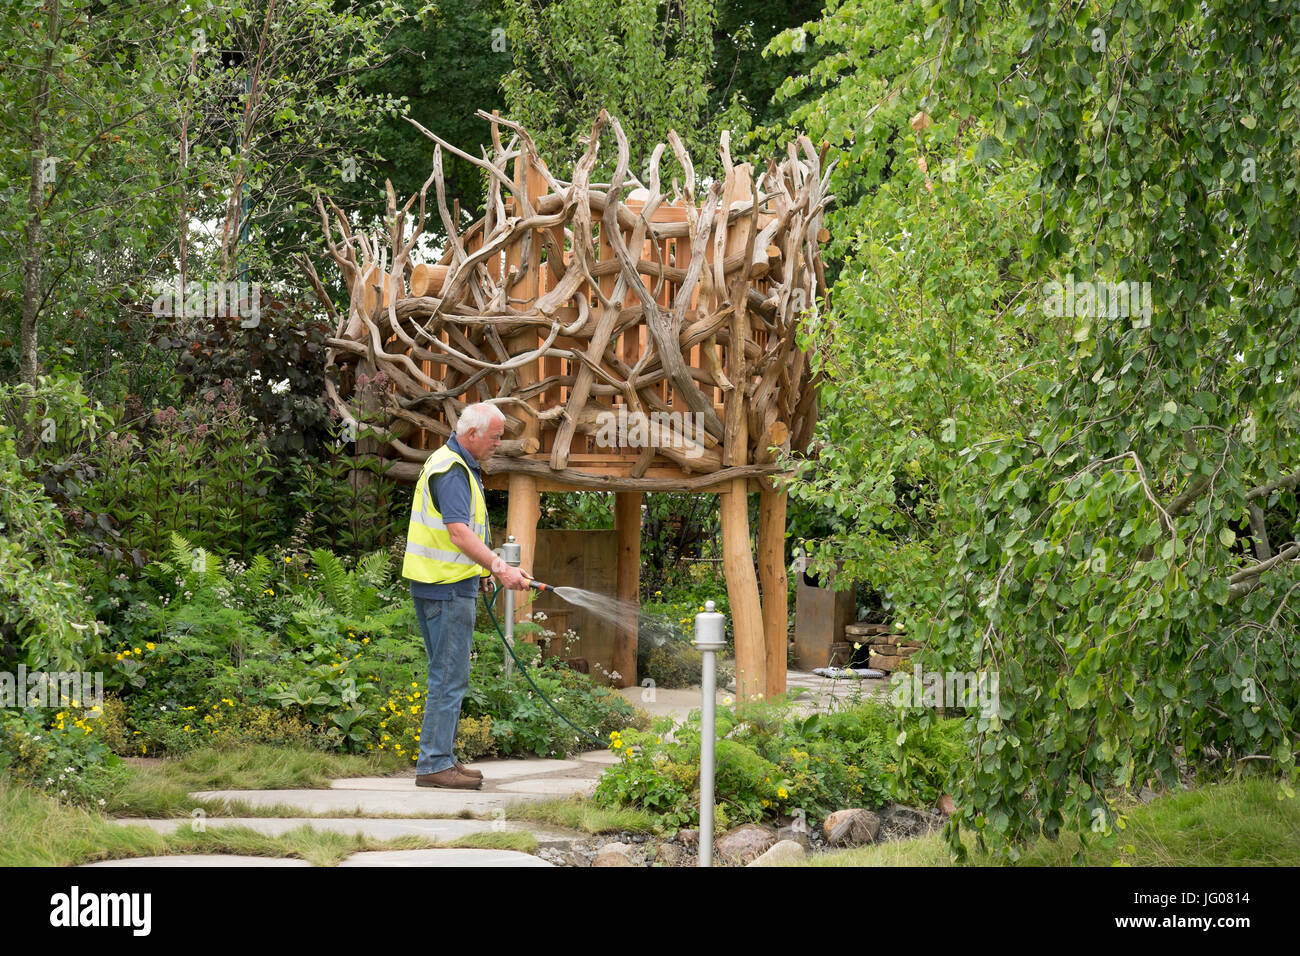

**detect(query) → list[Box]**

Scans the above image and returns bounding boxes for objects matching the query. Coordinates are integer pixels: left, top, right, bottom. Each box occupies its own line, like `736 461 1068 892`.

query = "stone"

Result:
845 623 890 637
747 840 807 867
715 823 777 865
654 843 684 866
593 842 638 867
868 654 899 672
878 804 942 841
822 809 881 846
677 828 699 847
776 825 811 849
862 632 902 645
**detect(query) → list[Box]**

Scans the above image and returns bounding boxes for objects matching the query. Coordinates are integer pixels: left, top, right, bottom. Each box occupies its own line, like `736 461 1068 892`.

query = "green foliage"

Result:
0 706 127 807
0 378 106 670
86 538 642 762
594 696 961 830
769 0 1300 857
500 0 746 178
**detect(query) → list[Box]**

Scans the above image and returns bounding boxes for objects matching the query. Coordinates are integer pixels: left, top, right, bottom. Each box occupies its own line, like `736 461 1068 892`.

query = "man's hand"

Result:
494 565 532 591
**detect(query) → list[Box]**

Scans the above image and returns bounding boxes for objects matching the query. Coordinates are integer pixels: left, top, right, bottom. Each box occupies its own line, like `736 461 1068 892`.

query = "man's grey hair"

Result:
456 402 506 436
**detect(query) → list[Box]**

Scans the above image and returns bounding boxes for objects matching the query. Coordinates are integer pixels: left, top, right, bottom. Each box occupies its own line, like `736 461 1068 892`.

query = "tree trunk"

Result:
18 0 61 455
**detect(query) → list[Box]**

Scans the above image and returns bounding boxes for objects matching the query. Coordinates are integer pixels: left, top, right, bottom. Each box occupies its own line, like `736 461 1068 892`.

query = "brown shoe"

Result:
455 762 483 779
416 768 482 790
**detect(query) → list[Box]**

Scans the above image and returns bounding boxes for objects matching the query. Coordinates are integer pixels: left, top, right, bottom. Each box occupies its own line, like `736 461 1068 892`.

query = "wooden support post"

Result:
507 152 547 627
614 491 641 688
721 481 764 700
758 485 788 698
718 161 765 700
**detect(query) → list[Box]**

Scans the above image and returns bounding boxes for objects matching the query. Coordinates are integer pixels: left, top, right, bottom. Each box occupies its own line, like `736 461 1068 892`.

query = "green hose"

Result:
480 583 606 747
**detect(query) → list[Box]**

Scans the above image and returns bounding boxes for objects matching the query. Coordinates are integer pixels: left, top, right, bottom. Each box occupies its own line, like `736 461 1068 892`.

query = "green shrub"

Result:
0 706 127 807
594 697 964 831
88 537 646 763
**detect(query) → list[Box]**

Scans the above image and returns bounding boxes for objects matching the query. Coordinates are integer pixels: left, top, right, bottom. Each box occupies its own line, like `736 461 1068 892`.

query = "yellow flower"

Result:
146 642 156 651
777 787 788 799
284 556 292 563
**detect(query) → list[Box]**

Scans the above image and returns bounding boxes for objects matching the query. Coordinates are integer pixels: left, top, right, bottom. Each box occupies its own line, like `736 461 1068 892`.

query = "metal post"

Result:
693 599 726 867
502 535 521 678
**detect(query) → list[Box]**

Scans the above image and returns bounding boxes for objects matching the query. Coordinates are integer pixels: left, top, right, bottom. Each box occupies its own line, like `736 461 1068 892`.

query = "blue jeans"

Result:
413 593 477 775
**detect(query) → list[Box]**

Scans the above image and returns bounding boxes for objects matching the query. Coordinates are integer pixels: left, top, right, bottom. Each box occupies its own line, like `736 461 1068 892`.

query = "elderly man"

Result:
402 402 531 790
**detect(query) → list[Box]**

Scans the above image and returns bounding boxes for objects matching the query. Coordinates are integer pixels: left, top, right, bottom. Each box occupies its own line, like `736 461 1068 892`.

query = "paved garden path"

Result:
94 670 885 867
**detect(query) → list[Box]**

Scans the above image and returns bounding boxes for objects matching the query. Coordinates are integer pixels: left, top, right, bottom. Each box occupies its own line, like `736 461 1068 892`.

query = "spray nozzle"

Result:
528 580 551 593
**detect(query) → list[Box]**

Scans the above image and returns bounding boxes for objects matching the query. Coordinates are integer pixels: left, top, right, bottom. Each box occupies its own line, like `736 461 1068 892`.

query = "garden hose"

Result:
480 583 605 746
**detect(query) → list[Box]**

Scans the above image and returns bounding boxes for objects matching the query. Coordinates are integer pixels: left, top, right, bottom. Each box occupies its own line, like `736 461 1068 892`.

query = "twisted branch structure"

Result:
311 111 832 491
309 111 832 700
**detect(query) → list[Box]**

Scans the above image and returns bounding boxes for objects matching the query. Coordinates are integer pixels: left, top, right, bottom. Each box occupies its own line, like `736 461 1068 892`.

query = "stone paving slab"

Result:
495 777 595 796
338 849 552 867
330 760 589 791
574 749 620 766
113 817 580 848
82 854 312 868
190 788 547 815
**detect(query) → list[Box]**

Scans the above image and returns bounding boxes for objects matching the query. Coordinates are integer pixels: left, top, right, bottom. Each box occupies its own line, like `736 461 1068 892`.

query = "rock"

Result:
747 840 806 867
878 804 942 841
937 793 956 816
776 825 811 849
654 843 684 866
868 654 899 672
823 809 881 846
677 828 699 847
845 623 890 637
715 823 777 865
593 842 637 867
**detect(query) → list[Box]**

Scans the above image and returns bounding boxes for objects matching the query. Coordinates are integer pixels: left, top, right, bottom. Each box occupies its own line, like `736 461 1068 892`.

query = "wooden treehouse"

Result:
307 110 833 699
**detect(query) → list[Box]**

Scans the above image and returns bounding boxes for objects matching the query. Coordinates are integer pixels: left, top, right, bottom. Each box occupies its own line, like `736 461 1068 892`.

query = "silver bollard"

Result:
501 535 521 678
693 599 726 867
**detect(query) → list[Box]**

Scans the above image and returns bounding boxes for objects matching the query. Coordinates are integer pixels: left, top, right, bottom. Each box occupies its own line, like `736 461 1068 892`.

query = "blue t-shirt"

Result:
407 434 486 600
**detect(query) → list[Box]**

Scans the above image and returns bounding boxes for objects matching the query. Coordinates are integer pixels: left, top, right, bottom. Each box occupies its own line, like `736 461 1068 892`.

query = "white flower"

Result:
45 778 53 786
98 799 106 806
64 766 74 773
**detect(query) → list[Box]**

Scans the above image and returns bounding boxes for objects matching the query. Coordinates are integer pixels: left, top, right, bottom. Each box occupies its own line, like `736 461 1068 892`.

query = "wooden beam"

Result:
718 160 766 701
506 153 547 626
722 480 765 700
614 492 641 689
758 485 788 699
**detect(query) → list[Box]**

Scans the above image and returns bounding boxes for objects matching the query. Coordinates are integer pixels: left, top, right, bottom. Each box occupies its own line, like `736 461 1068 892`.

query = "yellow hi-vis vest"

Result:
401 443 491 585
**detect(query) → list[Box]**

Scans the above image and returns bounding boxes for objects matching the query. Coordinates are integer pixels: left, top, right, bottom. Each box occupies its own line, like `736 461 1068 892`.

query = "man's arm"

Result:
446 523 530 590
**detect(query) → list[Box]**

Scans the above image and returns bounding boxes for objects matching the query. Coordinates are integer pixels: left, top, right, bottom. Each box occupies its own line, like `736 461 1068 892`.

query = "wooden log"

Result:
614 492 641 689
483 457 783 490
758 485 788 699
722 479 765 700
715 159 766 701
506 153 547 625
409 263 448 297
